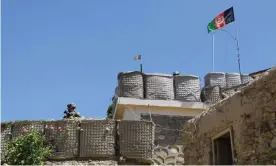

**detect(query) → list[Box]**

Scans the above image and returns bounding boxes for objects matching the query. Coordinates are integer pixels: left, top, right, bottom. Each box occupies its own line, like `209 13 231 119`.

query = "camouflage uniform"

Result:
63 103 81 119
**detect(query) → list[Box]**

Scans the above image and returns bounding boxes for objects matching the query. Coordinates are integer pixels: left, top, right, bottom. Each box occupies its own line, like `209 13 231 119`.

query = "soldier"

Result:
63 103 81 119
173 71 180 76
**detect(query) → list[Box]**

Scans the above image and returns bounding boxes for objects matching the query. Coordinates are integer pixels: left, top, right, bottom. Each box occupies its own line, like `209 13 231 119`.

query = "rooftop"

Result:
249 68 271 78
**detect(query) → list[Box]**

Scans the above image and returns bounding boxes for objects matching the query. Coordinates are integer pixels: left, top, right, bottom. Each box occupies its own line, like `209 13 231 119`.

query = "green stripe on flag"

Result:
207 7 235 33
207 19 216 33
134 55 141 60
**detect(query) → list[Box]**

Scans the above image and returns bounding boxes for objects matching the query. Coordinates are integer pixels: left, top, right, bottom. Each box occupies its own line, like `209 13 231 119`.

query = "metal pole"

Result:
218 28 242 75
140 64 143 72
212 32 215 72
236 26 242 76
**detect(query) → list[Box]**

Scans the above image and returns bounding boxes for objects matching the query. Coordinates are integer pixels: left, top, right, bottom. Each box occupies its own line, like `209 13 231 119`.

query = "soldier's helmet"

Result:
173 71 180 76
67 103 76 109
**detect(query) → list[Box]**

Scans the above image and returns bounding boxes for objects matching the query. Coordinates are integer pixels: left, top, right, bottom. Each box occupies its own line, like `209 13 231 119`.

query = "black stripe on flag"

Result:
224 7 235 25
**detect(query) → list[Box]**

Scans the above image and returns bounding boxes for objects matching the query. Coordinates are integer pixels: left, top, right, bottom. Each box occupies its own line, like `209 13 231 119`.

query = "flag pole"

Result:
140 64 143 72
212 32 215 72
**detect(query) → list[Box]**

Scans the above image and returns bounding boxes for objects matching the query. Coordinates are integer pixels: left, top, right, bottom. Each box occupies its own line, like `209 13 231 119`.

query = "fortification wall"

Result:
1 120 154 164
141 114 192 146
115 71 253 105
140 114 190 165
182 68 276 165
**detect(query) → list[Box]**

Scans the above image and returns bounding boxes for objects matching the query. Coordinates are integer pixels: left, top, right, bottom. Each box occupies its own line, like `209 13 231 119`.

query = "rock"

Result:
158 135 166 140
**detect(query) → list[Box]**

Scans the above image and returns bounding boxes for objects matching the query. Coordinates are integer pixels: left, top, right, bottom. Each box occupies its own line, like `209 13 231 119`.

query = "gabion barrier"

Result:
118 121 155 159
225 73 241 87
241 74 254 84
79 120 116 158
1 120 155 161
11 120 45 138
145 73 174 100
201 86 221 104
204 72 226 87
45 120 79 159
115 86 121 97
118 71 144 99
1 123 12 159
174 75 201 102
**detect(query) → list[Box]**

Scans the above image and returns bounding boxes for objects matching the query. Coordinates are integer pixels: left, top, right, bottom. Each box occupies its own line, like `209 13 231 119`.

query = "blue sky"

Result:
2 0 275 121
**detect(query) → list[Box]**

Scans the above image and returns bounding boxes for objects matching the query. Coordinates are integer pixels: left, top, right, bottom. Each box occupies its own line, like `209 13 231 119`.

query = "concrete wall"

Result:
1 119 155 164
113 97 207 119
182 68 276 165
122 105 202 121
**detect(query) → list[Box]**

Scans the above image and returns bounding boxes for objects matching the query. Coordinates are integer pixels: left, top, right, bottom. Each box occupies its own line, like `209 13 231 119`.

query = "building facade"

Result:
182 67 276 165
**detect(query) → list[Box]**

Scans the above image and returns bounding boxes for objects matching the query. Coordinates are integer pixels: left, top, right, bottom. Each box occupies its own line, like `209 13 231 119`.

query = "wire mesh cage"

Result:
204 72 226 87
241 74 254 84
115 86 121 97
11 120 45 138
225 73 242 87
118 71 144 99
174 75 201 102
79 120 116 158
141 114 193 147
1 123 12 159
44 120 79 159
118 121 155 159
201 86 221 104
144 73 174 100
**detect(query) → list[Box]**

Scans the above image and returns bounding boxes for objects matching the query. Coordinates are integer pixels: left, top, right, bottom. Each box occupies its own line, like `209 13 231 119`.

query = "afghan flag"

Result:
207 7 235 33
134 55 141 60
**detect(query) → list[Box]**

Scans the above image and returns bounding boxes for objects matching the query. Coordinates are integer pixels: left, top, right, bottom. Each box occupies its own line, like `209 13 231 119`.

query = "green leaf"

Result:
3 129 52 165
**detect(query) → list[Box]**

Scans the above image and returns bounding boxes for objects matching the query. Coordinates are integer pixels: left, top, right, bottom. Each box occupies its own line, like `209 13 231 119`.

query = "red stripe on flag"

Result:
215 12 226 29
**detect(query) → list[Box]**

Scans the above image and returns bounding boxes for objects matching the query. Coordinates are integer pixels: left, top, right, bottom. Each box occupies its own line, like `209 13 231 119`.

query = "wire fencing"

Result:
1 119 155 161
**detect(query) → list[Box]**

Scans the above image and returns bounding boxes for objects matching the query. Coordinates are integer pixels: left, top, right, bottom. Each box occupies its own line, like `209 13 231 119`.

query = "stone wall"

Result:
1 119 155 164
182 67 276 165
141 114 193 146
141 114 192 165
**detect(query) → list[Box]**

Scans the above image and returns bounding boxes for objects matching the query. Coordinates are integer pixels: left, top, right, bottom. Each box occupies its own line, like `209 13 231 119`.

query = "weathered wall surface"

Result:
182 68 276 165
123 106 201 121
140 114 192 165
141 114 193 146
1 120 155 164
152 145 185 165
